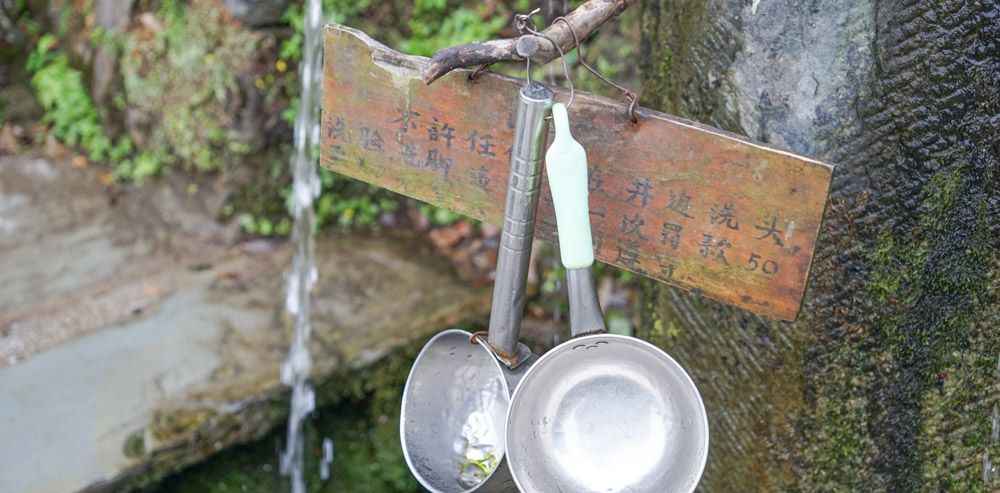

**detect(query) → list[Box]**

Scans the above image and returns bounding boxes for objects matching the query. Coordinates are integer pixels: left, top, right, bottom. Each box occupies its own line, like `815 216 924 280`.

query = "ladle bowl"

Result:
505 334 709 493
400 329 518 492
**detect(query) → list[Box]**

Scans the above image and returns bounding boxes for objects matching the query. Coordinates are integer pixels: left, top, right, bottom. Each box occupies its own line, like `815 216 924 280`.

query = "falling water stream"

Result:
279 0 324 490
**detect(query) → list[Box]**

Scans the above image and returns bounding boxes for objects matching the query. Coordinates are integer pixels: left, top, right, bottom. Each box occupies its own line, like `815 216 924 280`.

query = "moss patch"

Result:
801 158 1000 491
119 0 271 173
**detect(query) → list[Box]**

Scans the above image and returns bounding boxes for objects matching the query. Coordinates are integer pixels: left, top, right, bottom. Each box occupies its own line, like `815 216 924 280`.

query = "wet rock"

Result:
0 83 43 125
0 10 16 45
641 0 1000 490
0 125 18 155
0 154 492 493
222 0 290 26
92 0 136 112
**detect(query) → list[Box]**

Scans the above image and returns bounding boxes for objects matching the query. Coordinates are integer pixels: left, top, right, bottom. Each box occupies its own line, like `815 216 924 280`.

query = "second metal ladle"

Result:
504 103 710 493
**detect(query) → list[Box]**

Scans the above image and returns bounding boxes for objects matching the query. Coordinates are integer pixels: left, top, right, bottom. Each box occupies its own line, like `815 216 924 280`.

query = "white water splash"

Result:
990 403 1000 486
988 358 1000 487
319 437 334 480
279 0 324 490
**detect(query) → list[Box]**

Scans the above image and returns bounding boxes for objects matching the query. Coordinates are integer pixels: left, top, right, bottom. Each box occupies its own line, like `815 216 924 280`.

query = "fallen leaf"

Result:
44 135 70 160
428 220 473 249
0 125 18 155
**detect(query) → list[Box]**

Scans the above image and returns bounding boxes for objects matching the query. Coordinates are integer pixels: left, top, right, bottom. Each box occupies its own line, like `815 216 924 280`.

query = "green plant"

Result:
417 204 463 226
280 0 369 62
119 0 260 173
9 0 43 37
313 168 398 229
268 0 546 234
400 2 509 57
237 213 290 236
28 33 163 179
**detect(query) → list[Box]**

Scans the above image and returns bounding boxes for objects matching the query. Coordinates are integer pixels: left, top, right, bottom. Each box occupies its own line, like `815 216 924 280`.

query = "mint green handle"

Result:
545 103 594 270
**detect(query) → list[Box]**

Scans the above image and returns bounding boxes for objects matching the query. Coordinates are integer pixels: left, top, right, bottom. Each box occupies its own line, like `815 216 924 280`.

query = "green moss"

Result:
802 160 998 491
637 0 675 111
124 428 148 459
119 0 259 174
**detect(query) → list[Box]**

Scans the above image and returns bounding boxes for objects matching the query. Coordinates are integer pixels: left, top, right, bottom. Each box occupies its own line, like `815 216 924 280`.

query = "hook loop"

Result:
515 8 574 110
552 16 639 124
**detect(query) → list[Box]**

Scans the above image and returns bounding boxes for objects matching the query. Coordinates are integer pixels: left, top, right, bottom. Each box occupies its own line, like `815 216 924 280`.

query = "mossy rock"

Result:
640 0 1000 490
119 0 289 172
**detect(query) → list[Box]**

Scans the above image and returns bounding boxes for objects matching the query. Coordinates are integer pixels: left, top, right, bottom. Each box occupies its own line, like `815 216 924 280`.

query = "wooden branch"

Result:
421 0 640 85
323 24 835 321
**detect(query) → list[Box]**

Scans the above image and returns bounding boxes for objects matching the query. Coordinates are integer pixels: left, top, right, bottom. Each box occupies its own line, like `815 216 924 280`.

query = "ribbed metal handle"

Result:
486 83 554 366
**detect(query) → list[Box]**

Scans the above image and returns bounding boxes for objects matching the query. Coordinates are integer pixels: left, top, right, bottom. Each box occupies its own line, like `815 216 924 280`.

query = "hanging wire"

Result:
515 8 574 109
468 63 491 81
553 16 639 124
546 0 557 86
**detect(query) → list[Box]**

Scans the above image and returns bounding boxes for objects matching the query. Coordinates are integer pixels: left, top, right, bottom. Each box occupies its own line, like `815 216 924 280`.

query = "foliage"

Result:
280 0 369 62
312 168 397 229
398 0 513 57
119 0 257 174
24 0 641 234
3 0 42 43
417 203 463 226
27 33 162 179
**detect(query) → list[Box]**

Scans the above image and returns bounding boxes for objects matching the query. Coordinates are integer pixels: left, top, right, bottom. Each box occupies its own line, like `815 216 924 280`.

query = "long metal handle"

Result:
567 268 606 337
486 83 554 368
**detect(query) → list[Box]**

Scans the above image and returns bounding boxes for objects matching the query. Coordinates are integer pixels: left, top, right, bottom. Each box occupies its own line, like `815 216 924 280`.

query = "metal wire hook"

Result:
515 8 574 109
553 16 639 124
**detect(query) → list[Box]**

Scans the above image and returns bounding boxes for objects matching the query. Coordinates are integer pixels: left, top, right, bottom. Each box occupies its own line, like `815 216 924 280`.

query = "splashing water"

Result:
989 404 1000 486
279 0 323 490
319 437 334 480
988 357 1000 487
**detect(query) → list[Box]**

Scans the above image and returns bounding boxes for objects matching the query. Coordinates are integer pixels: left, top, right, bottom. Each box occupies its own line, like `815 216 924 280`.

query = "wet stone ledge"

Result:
0 155 492 493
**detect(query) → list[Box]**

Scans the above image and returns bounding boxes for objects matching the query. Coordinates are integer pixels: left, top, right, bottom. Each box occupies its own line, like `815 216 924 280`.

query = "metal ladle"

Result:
400 83 554 492
505 103 710 493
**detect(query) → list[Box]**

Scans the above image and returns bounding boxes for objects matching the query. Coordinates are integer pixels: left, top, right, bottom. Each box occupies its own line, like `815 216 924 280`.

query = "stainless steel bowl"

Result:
505 334 709 493
400 330 518 492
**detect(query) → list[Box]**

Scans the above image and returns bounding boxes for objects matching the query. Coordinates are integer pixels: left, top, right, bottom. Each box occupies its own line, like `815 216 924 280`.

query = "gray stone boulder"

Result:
222 0 290 26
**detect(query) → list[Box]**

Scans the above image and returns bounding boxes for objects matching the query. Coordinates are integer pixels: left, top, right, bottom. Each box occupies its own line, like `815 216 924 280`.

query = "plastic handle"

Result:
545 103 595 270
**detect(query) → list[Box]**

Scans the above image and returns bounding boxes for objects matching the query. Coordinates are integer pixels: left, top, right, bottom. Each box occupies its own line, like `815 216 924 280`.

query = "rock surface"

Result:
0 155 491 493
91 0 136 111
640 1 999 490
222 0 290 26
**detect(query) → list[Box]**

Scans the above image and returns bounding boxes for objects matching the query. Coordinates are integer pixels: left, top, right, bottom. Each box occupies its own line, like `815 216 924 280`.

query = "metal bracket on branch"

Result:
420 0 639 85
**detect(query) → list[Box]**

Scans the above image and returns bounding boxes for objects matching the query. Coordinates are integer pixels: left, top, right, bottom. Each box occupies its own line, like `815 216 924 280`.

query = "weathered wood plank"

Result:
321 24 834 321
